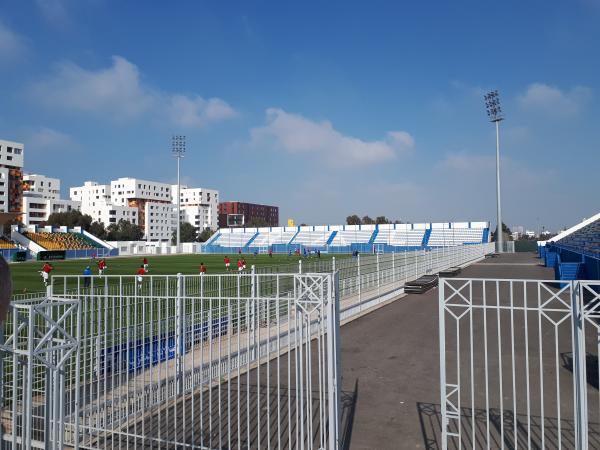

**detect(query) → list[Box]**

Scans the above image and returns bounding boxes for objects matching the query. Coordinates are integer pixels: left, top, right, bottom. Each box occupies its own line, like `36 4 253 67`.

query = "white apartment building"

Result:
172 185 219 231
23 174 61 199
0 139 24 214
21 174 80 225
70 178 176 241
69 181 137 226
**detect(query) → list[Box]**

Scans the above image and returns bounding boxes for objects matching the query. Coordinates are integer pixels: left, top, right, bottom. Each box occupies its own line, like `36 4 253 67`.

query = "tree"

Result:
171 222 197 244
198 228 215 243
346 215 361 225
375 216 389 224
362 215 375 225
88 221 107 240
106 219 144 241
491 222 512 242
46 210 93 230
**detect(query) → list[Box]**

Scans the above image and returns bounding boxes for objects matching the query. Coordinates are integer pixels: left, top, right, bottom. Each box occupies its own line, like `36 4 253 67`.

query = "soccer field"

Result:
8 252 346 295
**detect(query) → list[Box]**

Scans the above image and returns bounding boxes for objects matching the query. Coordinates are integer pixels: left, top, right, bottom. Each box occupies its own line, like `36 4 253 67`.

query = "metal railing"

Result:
439 278 600 450
0 243 492 449
1 273 341 449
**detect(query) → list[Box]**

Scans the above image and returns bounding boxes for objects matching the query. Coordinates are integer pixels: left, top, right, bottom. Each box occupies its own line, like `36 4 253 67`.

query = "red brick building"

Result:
218 202 279 228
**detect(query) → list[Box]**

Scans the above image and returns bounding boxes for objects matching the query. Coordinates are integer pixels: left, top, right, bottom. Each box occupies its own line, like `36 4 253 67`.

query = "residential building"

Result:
22 174 61 200
172 185 219 231
218 201 279 228
70 178 176 241
22 174 80 225
0 139 24 214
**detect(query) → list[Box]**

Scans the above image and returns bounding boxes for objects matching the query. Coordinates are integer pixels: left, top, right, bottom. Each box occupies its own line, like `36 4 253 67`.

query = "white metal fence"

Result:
258 243 494 321
0 243 492 449
1 273 341 449
439 278 600 450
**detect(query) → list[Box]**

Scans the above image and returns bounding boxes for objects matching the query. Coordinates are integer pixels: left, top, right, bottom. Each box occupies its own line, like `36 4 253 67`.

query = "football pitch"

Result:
8 252 347 295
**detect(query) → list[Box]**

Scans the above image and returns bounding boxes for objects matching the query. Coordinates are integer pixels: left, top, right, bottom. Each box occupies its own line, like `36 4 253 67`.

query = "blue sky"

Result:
0 0 598 231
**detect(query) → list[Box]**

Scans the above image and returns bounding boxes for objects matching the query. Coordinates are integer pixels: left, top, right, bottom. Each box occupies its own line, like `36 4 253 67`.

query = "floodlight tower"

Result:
484 90 504 253
172 135 186 253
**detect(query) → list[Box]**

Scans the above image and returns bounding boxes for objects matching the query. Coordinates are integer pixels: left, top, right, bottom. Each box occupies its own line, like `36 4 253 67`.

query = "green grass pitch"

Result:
8 253 346 295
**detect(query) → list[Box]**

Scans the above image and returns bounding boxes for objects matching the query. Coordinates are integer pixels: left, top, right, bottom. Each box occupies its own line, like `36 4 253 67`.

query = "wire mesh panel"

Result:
439 279 600 450
1 273 340 449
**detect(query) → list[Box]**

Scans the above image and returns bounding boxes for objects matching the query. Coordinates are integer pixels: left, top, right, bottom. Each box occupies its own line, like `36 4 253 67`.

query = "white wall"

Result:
22 196 81 225
23 174 61 200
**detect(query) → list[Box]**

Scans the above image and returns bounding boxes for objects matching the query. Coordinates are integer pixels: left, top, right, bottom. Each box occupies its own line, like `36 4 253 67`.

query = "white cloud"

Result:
440 152 495 171
32 56 153 119
31 55 237 127
167 95 238 128
26 127 76 151
251 108 414 167
36 0 69 24
518 83 592 116
0 21 27 60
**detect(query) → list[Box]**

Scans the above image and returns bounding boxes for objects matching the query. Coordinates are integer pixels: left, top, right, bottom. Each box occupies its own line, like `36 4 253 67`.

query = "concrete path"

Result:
340 252 553 450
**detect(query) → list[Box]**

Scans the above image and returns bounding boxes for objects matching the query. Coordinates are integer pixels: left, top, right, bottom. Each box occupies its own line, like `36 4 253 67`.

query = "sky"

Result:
0 0 598 232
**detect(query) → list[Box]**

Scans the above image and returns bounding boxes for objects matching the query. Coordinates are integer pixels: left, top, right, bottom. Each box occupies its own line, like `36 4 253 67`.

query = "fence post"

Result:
327 272 342 450
332 256 336 272
357 254 361 310
299 259 302 274
572 281 588 449
176 273 184 395
439 279 447 450
376 253 381 298
392 252 395 283
251 265 256 355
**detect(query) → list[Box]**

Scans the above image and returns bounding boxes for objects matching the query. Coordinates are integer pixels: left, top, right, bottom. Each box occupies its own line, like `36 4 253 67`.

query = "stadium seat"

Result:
427 228 484 246
0 236 17 249
23 231 103 250
555 218 600 257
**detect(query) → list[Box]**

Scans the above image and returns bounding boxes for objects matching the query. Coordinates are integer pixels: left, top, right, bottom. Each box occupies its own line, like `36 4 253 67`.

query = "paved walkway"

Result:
340 252 553 450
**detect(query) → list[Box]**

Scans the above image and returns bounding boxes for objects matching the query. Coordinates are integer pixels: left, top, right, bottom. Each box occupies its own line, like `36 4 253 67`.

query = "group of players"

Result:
39 257 151 287
39 255 256 288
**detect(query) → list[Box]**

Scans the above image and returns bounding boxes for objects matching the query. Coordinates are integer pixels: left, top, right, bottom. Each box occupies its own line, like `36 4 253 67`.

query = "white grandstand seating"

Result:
252 229 296 246
212 231 256 248
428 228 484 246
375 229 425 247
330 229 373 246
292 230 332 246
206 221 490 251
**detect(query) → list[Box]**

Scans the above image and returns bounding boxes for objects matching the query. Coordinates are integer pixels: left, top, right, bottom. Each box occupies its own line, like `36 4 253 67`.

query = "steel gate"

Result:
0 273 341 449
439 278 600 450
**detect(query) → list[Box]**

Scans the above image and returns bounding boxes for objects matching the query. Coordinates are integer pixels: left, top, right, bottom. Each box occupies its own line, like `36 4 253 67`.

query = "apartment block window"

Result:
14 148 21 154
6 147 12 153
6 156 12 161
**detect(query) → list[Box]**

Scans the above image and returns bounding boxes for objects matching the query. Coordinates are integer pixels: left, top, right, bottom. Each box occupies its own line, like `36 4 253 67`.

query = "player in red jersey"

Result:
143 257 149 272
237 259 243 272
136 265 146 287
40 262 53 287
97 259 107 276
224 256 230 271
199 262 207 275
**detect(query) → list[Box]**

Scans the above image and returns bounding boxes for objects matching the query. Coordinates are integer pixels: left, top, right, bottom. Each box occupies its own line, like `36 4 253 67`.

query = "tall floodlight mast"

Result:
484 90 504 253
172 135 186 253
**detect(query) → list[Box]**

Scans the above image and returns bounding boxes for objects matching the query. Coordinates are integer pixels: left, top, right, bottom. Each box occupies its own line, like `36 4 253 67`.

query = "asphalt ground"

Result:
339 252 573 450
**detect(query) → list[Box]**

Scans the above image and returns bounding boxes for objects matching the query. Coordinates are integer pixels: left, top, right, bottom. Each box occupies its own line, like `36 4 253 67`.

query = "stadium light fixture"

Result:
484 90 504 253
172 135 186 253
